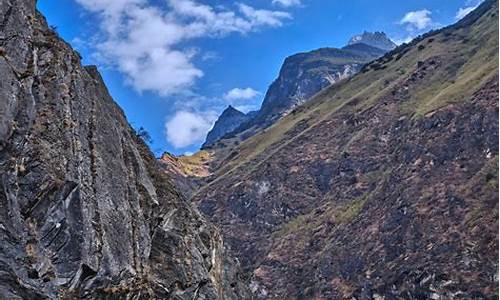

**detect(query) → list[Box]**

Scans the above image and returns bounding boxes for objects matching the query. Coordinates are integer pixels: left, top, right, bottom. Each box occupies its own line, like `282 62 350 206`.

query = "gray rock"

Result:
0 1 249 299
246 45 387 131
348 31 397 51
203 106 252 149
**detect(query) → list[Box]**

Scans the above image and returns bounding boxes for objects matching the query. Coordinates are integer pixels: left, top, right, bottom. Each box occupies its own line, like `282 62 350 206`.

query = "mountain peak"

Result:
202 106 250 148
221 105 244 117
348 31 397 51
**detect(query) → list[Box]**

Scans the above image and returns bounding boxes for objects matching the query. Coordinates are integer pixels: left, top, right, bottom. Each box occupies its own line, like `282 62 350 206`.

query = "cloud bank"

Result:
164 110 217 148
224 87 261 101
75 0 291 95
400 9 432 31
456 5 478 20
272 0 301 7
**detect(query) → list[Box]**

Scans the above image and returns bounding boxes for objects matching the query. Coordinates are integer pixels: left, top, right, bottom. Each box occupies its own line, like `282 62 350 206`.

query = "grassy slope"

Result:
192 1 498 199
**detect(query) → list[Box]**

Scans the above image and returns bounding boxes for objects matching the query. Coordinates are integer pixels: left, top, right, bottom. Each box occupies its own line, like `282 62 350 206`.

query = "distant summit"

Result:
202 106 253 148
348 31 397 51
202 32 394 149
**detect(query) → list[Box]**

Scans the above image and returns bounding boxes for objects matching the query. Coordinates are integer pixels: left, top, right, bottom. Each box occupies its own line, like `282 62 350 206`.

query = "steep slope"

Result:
0 1 249 299
204 34 392 150
251 44 386 128
159 151 213 198
203 106 253 148
192 1 499 299
348 31 397 51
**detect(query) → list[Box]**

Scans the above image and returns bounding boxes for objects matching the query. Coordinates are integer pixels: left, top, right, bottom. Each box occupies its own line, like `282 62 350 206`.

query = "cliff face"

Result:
0 1 248 299
191 1 499 299
203 106 252 149
252 46 384 128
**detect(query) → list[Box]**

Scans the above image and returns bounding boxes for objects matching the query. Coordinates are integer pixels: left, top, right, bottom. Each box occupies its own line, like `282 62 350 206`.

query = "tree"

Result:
136 126 153 144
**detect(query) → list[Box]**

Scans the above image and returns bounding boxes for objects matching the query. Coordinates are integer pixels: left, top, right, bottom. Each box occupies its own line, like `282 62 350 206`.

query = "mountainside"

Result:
159 151 213 198
348 31 397 51
191 1 499 299
203 33 393 150
203 106 253 148
0 1 249 299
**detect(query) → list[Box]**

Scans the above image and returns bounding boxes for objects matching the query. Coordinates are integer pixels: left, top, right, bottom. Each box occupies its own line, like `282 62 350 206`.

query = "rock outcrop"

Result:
0 1 249 299
248 45 386 129
203 106 253 149
191 1 499 299
348 31 397 51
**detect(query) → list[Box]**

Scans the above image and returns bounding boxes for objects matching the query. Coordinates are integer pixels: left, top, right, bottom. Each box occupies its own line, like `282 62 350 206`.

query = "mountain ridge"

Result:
191 1 499 298
202 105 253 148
348 31 397 51
202 31 395 150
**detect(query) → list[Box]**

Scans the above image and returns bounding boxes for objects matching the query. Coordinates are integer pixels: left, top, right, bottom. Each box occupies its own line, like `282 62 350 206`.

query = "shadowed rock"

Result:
0 1 249 299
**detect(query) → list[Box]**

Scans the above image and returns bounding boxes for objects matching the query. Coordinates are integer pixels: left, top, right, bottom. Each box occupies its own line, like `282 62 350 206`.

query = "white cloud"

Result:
235 104 259 113
392 36 413 45
272 0 301 7
165 111 217 148
239 4 291 27
201 51 220 62
224 87 261 101
456 5 478 20
75 0 291 95
400 9 432 30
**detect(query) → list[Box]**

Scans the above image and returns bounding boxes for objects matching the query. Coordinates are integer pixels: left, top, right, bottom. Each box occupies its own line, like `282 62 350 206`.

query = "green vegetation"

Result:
334 194 370 224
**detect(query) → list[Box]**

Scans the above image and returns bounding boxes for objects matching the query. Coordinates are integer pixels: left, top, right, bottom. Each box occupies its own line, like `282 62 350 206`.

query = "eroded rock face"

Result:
0 1 249 299
203 106 253 149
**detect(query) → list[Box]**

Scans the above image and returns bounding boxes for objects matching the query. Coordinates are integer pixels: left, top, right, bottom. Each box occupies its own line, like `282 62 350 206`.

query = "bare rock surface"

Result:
0 1 249 299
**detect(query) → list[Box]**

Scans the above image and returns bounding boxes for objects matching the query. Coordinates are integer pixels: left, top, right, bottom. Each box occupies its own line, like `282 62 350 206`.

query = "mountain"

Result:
348 31 397 51
203 106 253 148
191 1 499 299
159 151 213 197
204 32 393 150
248 44 387 129
0 1 249 299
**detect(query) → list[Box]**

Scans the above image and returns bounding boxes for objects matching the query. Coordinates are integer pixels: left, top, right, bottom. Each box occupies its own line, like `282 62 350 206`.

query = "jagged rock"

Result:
0 1 249 299
203 106 253 149
348 31 397 51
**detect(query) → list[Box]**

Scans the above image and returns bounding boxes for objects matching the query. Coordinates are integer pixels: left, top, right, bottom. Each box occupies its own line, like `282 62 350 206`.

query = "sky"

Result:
37 0 482 156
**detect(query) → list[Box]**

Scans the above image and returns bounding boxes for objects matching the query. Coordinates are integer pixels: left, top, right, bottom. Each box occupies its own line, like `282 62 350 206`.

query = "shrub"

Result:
136 126 153 144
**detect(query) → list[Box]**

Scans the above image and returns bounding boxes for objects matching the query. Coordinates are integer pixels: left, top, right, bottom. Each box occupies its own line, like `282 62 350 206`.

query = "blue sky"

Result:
37 0 481 156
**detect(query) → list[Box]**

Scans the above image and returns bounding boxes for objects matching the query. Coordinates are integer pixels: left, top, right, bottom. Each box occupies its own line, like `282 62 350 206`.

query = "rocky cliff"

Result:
203 106 253 149
0 1 249 299
250 44 387 129
191 1 499 299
